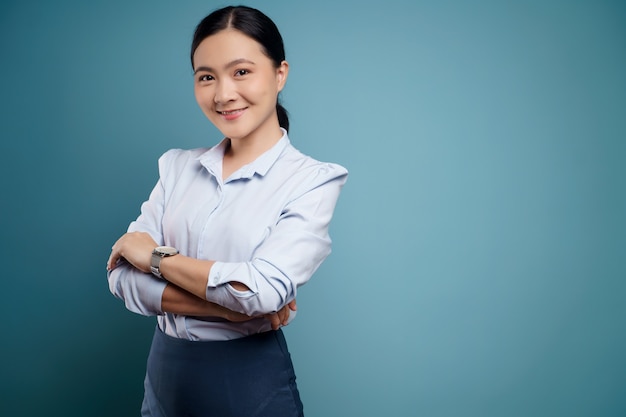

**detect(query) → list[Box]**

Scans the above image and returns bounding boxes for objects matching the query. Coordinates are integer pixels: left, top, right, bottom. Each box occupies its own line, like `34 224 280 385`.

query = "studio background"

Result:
1 0 624 416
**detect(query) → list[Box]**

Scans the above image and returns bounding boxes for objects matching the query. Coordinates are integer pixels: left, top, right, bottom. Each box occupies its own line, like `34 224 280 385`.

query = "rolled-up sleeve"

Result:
108 263 167 316
205 164 348 316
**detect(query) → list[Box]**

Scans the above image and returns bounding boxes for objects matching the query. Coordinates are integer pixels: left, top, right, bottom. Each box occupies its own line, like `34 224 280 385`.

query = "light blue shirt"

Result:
108 130 348 340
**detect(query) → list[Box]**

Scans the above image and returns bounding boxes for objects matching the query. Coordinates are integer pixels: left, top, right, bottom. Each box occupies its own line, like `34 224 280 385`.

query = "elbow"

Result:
107 269 122 299
209 260 296 316
226 283 291 317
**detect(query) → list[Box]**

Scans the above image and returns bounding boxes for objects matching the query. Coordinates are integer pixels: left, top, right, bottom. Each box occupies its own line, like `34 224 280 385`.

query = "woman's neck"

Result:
222 125 283 180
227 129 282 159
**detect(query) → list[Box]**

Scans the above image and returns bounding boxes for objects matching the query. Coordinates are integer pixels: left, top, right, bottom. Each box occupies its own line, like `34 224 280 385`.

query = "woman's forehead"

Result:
194 29 266 65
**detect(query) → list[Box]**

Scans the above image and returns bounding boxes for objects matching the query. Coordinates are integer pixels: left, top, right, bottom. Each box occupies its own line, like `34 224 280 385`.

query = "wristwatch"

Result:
150 246 179 278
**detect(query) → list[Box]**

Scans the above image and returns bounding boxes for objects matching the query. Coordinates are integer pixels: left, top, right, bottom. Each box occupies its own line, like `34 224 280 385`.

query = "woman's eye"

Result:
235 69 249 77
198 74 214 82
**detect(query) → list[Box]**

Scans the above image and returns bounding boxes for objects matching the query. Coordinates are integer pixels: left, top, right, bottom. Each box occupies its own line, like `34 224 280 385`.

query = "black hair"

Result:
191 5 289 132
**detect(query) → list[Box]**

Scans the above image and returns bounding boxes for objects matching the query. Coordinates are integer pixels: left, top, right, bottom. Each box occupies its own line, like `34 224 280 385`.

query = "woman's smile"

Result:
217 107 247 120
193 28 288 143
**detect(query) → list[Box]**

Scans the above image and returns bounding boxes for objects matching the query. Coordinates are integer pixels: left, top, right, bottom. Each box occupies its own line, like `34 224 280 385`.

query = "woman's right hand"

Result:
264 299 297 330
162 284 297 329
225 300 297 329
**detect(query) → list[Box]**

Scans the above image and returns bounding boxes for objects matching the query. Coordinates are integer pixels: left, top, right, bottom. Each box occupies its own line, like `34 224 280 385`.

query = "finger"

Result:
279 306 291 325
107 252 117 271
107 251 123 271
288 299 297 311
266 313 280 330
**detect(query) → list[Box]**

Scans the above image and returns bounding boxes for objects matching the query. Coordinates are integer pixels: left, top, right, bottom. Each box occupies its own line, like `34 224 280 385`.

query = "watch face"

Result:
156 246 178 256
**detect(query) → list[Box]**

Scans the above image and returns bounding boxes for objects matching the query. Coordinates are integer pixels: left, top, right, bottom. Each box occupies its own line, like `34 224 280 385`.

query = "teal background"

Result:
1 0 625 416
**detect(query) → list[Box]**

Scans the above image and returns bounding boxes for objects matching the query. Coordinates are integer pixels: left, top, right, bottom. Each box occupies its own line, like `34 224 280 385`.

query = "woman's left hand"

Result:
107 231 158 273
264 299 297 330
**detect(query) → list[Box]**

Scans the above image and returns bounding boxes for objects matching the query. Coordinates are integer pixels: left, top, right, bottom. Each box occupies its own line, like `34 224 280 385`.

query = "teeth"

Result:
220 109 241 115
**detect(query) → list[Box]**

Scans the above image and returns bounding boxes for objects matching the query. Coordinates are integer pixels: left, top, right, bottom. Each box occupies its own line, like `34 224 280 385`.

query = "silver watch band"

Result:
151 252 164 278
150 246 178 278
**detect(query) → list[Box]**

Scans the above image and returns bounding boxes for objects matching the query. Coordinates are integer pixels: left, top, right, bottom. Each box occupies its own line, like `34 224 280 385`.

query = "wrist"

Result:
151 246 179 278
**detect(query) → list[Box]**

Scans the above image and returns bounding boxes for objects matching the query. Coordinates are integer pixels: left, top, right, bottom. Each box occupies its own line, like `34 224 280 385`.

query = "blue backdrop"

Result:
1 1 624 416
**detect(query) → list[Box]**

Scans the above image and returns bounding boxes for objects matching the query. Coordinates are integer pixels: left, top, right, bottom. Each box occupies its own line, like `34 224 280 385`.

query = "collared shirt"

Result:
108 130 348 340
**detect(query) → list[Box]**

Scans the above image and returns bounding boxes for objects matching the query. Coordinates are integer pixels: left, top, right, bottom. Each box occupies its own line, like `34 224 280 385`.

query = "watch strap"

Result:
151 251 164 278
150 247 178 278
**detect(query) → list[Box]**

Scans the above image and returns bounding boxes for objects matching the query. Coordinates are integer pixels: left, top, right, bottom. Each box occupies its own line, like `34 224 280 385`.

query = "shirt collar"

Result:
197 129 290 181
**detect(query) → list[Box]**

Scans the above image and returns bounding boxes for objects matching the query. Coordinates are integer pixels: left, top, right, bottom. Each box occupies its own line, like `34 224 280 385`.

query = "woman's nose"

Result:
214 79 237 103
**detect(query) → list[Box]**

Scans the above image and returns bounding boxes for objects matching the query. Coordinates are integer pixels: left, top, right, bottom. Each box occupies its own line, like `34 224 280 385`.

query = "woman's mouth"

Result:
217 108 247 120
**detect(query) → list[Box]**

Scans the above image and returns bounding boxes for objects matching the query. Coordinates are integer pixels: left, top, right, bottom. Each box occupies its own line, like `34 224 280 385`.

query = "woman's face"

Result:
193 29 288 142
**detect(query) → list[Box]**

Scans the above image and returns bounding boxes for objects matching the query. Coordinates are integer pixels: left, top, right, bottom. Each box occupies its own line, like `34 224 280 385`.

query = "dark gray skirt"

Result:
141 326 304 417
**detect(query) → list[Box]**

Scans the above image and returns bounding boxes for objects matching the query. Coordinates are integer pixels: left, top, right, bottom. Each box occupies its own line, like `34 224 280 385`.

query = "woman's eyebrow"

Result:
194 58 256 75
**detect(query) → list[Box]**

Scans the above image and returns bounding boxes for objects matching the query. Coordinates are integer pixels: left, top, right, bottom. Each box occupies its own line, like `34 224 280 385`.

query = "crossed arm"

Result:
106 231 295 330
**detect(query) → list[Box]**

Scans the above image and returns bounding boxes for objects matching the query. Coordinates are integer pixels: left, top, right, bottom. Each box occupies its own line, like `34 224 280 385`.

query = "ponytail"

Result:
277 102 289 132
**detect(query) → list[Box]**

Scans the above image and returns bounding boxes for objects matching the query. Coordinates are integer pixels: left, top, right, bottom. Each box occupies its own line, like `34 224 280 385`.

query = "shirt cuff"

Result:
207 262 257 295
143 277 168 315
108 267 168 316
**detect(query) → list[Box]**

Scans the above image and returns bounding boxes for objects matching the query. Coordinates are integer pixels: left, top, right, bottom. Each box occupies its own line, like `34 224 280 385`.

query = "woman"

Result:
107 5 348 416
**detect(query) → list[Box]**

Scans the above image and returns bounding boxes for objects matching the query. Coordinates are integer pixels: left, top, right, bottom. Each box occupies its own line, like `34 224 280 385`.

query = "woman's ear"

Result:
276 60 289 92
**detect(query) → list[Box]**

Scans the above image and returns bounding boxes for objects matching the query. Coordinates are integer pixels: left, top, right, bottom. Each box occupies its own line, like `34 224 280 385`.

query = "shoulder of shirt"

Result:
153 147 212 181
160 147 210 161
157 147 209 167
276 144 349 195
280 143 349 178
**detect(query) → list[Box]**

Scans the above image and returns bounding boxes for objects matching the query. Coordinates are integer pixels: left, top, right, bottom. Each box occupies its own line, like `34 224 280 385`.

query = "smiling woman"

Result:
106 5 348 417
192 28 290 179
